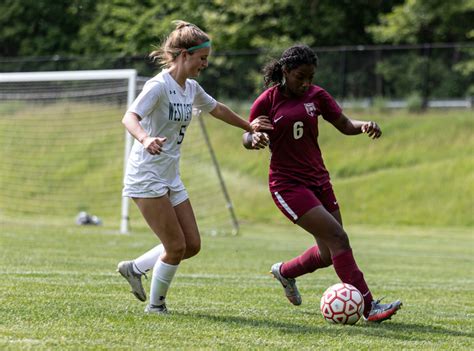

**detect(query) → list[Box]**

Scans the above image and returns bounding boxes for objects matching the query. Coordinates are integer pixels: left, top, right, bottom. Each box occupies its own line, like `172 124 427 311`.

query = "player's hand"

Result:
250 115 273 132
251 132 269 149
142 136 167 155
361 121 382 139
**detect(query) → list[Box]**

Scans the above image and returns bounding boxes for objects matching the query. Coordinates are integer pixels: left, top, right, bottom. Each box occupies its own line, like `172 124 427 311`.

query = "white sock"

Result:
132 244 165 275
150 259 179 306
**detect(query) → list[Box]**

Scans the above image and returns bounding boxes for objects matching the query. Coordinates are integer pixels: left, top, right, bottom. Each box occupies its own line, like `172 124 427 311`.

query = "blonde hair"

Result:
149 20 210 67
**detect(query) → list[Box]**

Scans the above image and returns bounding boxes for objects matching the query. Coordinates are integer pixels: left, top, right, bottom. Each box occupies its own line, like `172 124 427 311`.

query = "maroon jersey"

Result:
249 85 342 192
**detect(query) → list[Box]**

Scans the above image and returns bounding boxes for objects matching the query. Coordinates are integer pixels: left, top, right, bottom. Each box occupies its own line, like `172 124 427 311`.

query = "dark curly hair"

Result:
263 44 318 88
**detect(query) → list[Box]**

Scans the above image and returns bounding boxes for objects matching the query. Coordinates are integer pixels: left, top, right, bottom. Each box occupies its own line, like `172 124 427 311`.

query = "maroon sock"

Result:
281 245 331 278
332 249 373 317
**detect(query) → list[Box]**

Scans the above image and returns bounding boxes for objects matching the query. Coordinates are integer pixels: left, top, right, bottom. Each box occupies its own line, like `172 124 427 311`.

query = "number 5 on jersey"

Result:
177 125 187 144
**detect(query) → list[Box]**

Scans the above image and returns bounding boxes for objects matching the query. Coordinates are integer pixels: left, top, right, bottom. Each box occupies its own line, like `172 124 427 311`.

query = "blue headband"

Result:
187 41 211 52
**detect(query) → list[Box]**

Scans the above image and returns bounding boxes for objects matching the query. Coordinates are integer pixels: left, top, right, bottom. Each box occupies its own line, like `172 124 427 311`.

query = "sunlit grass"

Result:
0 221 472 349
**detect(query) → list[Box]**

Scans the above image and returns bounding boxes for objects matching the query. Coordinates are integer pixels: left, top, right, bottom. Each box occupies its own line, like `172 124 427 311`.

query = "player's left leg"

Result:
279 243 332 279
278 185 337 280
173 199 201 260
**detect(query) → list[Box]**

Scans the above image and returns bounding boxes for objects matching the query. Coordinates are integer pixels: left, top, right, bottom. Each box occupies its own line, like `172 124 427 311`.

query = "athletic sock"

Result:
281 245 331 278
149 259 179 307
132 244 165 275
332 248 373 317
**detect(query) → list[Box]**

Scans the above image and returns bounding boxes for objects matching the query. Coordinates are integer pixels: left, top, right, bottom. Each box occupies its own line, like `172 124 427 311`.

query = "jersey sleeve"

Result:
317 89 343 122
249 90 271 122
128 80 165 120
193 81 217 113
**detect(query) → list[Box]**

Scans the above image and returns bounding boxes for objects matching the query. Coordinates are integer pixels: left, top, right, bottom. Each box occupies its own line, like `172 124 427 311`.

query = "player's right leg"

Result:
117 244 165 302
133 196 187 314
364 299 403 323
117 190 199 304
297 206 402 321
117 260 148 302
296 205 376 314
270 187 334 305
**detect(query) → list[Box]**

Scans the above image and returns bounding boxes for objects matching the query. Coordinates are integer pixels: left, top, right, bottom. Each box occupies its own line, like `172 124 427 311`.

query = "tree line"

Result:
1 0 472 99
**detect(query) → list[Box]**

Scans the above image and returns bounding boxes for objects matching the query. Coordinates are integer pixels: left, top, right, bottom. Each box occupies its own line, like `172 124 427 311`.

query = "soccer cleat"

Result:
117 260 146 302
364 298 402 323
270 262 302 306
144 303 168 315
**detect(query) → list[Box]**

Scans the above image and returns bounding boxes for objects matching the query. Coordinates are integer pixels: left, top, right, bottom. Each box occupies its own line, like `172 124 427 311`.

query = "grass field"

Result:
1 102 473 349
1 220 473 350
1 105 473 230
206 107 474 227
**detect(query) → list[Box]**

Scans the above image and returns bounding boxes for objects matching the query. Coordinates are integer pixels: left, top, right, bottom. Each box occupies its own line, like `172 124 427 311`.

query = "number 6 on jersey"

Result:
293 121 304 139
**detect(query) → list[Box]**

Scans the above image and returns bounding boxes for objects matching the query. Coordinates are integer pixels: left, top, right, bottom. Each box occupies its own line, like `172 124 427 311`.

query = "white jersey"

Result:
123 69 217 198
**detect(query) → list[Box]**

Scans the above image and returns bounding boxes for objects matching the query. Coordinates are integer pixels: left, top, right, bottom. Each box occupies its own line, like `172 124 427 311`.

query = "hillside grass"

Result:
0 102 472 229
1 221 473 350
0 103 473 349
204 106 474 227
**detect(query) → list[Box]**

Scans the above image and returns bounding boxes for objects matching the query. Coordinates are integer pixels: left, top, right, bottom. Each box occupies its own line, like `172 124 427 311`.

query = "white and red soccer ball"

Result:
320 283 364 325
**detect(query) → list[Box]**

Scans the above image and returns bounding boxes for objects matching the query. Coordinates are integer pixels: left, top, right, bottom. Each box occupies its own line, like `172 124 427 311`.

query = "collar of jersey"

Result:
164 70 187 96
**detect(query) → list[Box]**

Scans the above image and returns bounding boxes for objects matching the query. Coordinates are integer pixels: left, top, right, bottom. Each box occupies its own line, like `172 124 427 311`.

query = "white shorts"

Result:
123 182 189 207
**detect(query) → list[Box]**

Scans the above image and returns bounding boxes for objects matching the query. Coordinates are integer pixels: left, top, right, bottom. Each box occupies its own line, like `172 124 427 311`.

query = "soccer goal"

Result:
0 70 239 235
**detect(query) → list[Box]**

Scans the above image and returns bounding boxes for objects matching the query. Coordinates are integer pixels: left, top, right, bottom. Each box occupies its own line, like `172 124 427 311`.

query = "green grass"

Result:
0 102 472 229
0 103 473 349
204 107 474 227
1 221 473 350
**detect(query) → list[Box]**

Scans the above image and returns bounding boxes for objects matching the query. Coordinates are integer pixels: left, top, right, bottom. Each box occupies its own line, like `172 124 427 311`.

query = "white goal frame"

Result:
0 69 137 234
0 69 240 235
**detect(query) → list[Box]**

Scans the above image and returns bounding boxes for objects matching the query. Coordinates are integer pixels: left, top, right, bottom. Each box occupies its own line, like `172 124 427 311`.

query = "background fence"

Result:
1 43 472 107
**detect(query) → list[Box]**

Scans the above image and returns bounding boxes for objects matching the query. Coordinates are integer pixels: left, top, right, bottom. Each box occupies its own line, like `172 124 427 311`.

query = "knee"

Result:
165 241 187 261
320 253 333 267
184 240 201 259
331 228 351 251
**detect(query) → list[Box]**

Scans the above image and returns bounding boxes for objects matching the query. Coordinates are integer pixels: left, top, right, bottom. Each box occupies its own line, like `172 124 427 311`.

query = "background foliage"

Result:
1 0 473 99
1 0 472 55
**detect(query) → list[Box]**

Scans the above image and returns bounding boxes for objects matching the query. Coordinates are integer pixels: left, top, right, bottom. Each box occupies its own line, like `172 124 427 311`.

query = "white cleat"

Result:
117 260 146 302
270 262 302 306
144 303 168 315
364 298 402 323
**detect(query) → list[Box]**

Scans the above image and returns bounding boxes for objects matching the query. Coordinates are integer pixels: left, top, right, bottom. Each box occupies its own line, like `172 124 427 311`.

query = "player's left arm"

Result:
330 113 382 139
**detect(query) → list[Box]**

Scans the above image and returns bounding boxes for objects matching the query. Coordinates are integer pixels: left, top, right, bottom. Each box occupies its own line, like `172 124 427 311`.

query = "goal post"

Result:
0 69 239 235
194 108 239 235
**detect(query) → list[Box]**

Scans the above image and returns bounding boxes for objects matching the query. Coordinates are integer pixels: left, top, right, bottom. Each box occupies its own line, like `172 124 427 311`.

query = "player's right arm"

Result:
122 81 167 155
122 112 167 155
242 128 270 150
243 91 272 150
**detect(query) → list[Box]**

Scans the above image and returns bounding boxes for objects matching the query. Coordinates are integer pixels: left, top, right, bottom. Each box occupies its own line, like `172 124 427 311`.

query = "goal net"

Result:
0 70 238 235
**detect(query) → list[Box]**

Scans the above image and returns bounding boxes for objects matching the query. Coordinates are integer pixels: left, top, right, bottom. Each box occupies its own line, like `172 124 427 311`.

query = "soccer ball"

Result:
320 283 364 325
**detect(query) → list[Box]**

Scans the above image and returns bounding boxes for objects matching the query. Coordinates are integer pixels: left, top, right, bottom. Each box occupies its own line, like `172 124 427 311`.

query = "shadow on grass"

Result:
362 320 474 341
176 311 473 341
175 311 341 335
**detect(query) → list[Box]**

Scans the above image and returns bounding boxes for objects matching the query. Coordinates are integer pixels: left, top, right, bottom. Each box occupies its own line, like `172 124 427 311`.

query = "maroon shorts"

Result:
271 183 339 223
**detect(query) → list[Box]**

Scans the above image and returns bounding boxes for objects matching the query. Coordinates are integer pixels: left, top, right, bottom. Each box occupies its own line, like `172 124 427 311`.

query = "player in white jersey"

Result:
117 20 272 314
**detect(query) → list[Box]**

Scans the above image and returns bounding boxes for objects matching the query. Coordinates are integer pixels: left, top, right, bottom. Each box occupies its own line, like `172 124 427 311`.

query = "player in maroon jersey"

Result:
243 44 401 323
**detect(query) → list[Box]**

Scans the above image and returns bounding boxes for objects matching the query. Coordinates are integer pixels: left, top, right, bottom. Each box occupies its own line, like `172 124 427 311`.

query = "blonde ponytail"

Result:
149 20 210 67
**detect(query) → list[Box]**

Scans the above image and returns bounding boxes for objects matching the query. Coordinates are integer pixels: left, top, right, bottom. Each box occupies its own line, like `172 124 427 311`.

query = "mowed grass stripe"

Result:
1 221 473 350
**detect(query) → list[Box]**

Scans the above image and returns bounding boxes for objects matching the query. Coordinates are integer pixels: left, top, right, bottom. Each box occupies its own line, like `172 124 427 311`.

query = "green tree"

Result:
368 0 474 43
0 0 95 56
203 0 401 51
368 0 474 99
